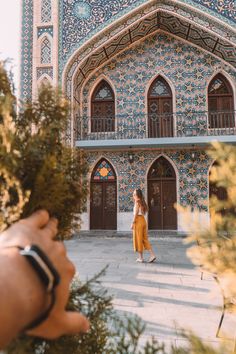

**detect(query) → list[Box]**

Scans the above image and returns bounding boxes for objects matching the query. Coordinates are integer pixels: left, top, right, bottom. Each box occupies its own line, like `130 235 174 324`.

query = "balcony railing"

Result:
76 111 236 141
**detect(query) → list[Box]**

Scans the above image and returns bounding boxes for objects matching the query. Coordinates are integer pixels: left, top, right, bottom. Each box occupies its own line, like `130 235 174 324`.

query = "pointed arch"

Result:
147 76 173 138
147 156 177 230
40 36 52 64
90 80 115 133
41 0 52 23
90 158 117 229
38 75 52 87
91 158 116 181
208 73 235 129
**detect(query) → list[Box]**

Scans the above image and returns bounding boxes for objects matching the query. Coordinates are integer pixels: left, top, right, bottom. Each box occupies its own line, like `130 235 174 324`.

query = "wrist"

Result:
0 248 48 345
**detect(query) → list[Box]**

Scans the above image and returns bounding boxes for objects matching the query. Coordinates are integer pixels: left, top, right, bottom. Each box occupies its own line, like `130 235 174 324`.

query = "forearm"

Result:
0 248 47 348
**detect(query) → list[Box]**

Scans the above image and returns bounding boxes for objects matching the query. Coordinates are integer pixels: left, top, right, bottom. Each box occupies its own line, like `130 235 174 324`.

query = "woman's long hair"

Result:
135 189 148 214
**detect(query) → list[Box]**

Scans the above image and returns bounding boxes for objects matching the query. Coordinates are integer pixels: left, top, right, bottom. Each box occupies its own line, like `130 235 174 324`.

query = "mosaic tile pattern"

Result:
87 149 211 212
41 0 52 23
81 33 236 138
60 0 236 75
64 2 236 112
36 66 53 79
37 26 53 38
20 0 33 101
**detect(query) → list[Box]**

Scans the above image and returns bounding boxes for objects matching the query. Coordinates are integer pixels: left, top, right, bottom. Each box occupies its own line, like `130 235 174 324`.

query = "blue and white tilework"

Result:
36 67 53 80
86 149 211 212
37 26 53 38
59 0 236 76
81 33 236 137
20 0 33 101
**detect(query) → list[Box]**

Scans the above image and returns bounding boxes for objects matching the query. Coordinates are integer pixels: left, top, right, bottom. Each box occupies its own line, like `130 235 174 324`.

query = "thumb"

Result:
61 311 90 335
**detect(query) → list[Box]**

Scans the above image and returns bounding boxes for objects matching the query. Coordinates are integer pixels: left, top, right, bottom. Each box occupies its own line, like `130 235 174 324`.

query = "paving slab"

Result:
66 236 236 352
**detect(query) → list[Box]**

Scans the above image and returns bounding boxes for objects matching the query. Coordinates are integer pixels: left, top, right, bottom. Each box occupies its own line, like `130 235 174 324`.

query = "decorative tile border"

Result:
59 0 236 77
37 25 53 38
36 66 53 79
20 0 33 101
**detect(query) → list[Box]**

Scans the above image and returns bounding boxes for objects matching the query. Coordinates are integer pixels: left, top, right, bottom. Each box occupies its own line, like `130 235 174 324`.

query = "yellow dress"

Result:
133 204 151 252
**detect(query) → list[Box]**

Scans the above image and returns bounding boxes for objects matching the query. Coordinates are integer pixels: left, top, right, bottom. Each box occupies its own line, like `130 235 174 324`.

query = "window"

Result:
148 76 173 137
41 37 51 64
208 74 234 129
41 0 51 23
91 80 115 132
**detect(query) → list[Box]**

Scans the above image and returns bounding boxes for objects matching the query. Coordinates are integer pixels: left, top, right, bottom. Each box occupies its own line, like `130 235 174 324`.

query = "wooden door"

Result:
104 183 117 229
148 157 177 230
148 181 162 229
90 159 117 230
162 180 177 229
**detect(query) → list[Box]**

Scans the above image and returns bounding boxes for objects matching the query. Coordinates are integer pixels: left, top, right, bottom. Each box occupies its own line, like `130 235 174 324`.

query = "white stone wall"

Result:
79 211 210 232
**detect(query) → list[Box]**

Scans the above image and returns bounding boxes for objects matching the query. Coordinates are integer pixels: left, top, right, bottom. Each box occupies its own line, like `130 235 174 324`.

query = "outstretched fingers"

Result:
20 210 50 229
42 218 58 240
61 312 90 335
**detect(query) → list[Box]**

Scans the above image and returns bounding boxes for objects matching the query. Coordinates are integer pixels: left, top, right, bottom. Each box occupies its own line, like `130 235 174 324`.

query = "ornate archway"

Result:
90 159 117 230
91 80 115 133
148 156 177 230
208 74 235 129
148 76 173 138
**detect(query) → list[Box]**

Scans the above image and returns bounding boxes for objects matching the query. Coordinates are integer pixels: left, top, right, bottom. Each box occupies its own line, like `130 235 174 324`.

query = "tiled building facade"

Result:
21 0 236 232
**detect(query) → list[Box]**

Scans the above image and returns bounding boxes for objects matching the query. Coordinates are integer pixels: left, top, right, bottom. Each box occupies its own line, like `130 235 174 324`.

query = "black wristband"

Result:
16 244 60 331
18 244 60 292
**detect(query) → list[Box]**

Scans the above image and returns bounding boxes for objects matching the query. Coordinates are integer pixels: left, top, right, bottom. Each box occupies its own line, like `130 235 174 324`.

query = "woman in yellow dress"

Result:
131 189 156 263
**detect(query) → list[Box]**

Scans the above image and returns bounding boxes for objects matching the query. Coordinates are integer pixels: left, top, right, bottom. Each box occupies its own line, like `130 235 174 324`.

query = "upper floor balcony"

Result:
75 111 236 149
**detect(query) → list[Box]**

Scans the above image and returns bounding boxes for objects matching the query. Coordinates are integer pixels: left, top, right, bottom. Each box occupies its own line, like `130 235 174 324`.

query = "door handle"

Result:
163 206 166 209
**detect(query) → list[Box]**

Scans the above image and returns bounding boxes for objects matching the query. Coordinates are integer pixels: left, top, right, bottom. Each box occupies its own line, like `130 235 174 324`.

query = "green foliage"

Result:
0 62 88 237
184 142 236 303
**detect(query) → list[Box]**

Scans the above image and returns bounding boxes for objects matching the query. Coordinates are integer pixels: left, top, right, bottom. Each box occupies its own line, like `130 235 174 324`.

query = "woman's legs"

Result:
149 247 156 258
137 251 144 262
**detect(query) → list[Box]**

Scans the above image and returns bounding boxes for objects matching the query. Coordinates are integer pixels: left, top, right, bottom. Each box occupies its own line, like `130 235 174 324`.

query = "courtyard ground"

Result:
66 235 236 352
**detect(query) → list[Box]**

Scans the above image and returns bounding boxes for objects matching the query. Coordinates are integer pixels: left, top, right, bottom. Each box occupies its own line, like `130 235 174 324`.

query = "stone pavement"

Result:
66 235 236 352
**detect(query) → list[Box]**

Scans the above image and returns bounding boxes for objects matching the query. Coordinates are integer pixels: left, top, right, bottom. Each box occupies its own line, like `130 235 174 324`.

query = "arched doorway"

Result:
91 80 115 133
90 159 117 230
148 76 173 138
148 157 177 230
208 74 235 129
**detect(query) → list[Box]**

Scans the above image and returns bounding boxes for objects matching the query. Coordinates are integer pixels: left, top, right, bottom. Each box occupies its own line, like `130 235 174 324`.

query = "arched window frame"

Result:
91 158 116 182
147 76 173 138
208 73 235 129
90 80 115 133
41 0 52 23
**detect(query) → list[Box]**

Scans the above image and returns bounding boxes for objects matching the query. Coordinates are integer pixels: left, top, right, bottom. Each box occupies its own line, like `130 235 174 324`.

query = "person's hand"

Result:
0 210 89 339
131 223 134 230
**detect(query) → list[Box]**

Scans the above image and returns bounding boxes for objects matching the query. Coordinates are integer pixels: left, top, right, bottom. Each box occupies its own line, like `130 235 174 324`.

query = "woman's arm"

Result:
131 202 139 229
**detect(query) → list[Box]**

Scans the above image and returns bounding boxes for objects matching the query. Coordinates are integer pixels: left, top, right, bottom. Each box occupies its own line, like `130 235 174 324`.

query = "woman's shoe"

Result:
148 256 156 263
136 258 144 263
